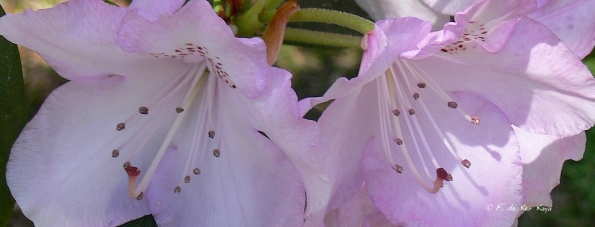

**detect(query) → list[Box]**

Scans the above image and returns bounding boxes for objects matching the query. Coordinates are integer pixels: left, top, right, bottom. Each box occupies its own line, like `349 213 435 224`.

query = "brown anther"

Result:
136 192 144 200
116 123 126 131
175 107 184 113
174 186 181 193
392 109 400 116
139 106 149 115
208 130 215 138
125 165 141 176
461 159 471 168
123 161 131 169
417 82 426 88
213 149 220 157
413 93 420 100
184 175 191 183
393 164 403 173
112 149 120 158
447 101 458 109
193 168 201 175
471 116 480 124
408 109 415 115
394 138 403 145
436 168 453 181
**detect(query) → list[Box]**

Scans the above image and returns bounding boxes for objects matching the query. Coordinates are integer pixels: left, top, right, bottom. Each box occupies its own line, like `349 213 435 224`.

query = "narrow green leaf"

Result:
0 6 26 227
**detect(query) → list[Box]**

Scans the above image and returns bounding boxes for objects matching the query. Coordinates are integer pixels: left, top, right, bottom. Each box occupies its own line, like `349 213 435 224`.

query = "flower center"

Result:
375 59 478 194
111 43 238 200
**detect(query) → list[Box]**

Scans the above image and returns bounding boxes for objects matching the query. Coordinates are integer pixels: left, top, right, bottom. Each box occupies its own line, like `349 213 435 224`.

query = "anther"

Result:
392 109 401 116
174 186 181 193
136 192 144 200
213 149 220 157
208 130 215 138
112 149 120 158
139 106 149 115
394 138 403 145
116 123 126 131
471 116 480 124
417 82 426 88
193 168 201 175
184 175 191 183
461 159 471 168
393 164 403 173
175 107 184 113
413 93 420 100
408 109 415 115
447 101 458 109
436 168 453 181
123 161 131 169
125 165 141 176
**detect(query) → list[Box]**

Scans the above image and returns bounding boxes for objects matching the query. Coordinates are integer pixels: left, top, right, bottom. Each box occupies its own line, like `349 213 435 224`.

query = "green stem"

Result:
264 0 284 10
260 8 374 34
234 0 266 36
283 28 362 49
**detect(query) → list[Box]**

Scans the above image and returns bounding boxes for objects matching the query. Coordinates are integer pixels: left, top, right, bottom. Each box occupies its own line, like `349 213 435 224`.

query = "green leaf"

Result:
0 6 26 227
119 215 158 227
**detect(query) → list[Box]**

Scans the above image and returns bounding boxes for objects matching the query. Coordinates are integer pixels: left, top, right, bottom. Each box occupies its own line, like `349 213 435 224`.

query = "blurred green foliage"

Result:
0 5 25 227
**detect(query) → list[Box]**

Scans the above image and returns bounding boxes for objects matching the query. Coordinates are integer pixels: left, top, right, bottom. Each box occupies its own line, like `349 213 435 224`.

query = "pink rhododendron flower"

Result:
300 0 595 226
359 0 595 57
0 0 326 226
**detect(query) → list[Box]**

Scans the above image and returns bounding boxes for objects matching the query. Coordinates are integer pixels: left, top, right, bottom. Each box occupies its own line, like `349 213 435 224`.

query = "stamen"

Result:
116 123 126 131
130 74 208 198
437 167 453 181
125 163 141 198
174 186 181 193
386 69 436 182
184 175 191 183
138 106 149 115
417 82 426 88
392 109 400 116
193 168 201 175
447 101 458 109
112 149 120 158
403 62 479 124
213 149 220 157
394 138 403 145
461 159 471 168
176 107 184 113
208 130 215 138
471 116 480 124
408 109 415 115
136 192 144 200
393 164 403 173
413 93 420 100
375 76 402 171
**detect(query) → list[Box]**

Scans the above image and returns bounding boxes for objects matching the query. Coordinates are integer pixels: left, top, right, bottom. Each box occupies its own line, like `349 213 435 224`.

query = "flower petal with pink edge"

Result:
5 73 185 226
362 92 523 227
407 18 595 137
117 0 267 98
355 0 450 30
529 0 595 58
514 127 585 207
325 184 399 227
0 0 164 80
127 0 185 21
